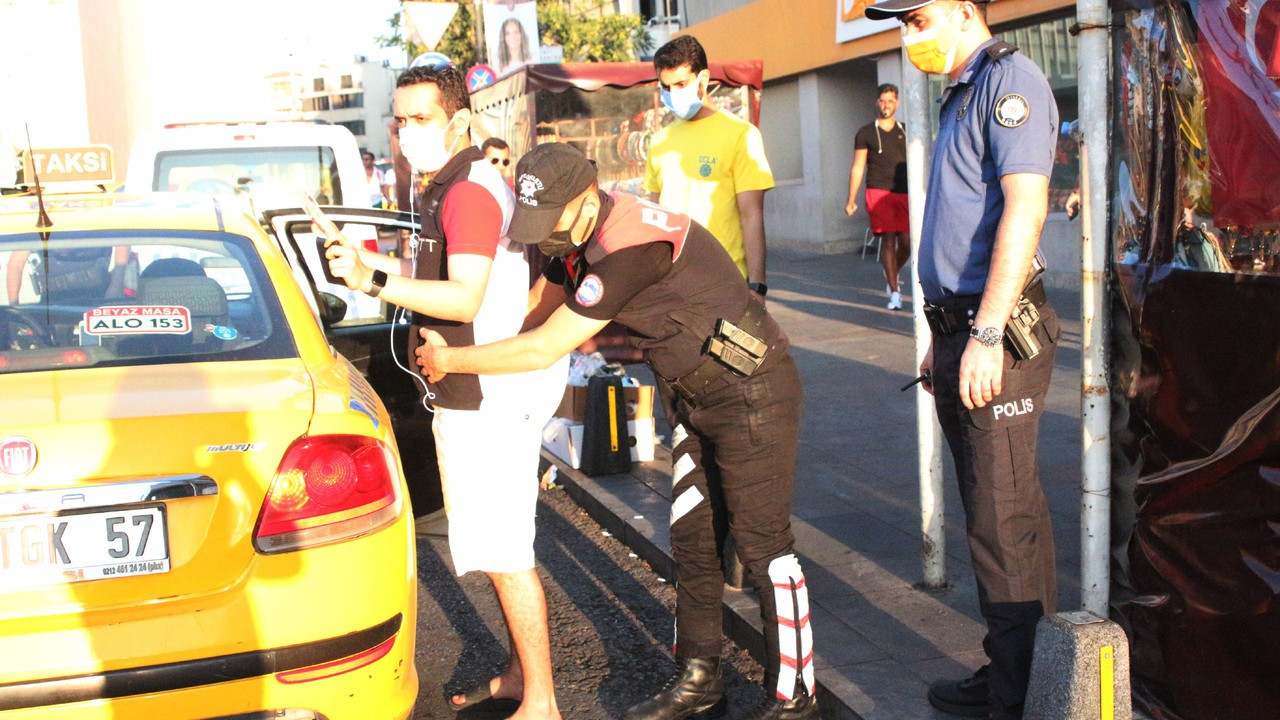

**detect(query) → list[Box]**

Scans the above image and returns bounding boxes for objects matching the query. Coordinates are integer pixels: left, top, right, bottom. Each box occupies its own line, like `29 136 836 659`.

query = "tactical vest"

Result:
561 192 787 382
407 146 489 410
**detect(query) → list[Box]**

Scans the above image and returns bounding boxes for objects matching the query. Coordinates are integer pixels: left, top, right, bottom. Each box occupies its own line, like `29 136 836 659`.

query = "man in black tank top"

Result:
417 144 820 720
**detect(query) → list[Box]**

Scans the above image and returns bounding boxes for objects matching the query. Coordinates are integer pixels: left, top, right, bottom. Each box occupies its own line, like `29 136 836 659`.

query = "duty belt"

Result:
923 279 1047 336
670 295 770 402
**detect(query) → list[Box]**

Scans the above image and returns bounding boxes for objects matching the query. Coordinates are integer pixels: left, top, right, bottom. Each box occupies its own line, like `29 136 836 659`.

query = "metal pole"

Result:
474 0 486 65
1076 0 1112 617
903 53 946 590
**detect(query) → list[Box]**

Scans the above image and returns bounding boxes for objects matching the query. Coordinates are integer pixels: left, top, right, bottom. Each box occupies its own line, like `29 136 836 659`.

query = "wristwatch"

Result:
970 326 1003 347
748 282 768 296
367 269 388 298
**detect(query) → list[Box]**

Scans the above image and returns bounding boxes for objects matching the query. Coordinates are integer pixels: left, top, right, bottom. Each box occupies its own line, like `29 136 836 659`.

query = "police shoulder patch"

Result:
994 93 1030 128
576 274 604 307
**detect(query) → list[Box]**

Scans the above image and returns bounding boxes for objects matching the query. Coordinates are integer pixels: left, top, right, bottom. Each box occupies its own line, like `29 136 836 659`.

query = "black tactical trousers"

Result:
931 304 1060 720
656 353 812 699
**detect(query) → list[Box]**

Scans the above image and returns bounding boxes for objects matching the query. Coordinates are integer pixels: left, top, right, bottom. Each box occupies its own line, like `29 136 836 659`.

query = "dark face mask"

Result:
538 198 588 257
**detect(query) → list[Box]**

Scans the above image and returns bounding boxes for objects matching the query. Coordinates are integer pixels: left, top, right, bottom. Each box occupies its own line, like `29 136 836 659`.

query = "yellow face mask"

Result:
902 6 963 75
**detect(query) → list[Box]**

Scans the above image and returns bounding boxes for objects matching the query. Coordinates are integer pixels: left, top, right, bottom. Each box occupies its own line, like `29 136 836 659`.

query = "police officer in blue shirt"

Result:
865 1 1061 718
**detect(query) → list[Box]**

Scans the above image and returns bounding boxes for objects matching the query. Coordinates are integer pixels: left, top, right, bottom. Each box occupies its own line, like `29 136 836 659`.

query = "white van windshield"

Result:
153 146 344 212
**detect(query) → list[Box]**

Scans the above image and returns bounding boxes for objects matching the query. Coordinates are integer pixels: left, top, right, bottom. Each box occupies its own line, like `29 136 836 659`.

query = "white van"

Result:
125 122 372 213
125 122 382 316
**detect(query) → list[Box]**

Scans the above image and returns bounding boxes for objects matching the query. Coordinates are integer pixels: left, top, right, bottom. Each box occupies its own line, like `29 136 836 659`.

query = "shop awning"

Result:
519 60 763 92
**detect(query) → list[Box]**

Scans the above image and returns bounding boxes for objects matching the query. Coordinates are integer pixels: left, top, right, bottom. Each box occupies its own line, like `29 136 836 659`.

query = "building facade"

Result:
679 0 1083 288
266 58 400 160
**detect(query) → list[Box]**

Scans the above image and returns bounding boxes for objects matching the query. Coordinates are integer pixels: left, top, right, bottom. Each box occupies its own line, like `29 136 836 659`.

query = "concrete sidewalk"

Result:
549 248 1085 719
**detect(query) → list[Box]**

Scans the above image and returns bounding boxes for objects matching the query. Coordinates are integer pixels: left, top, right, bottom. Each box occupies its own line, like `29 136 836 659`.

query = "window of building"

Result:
641 0 681 21
313 77 325 92
303 97 331 112
340 74 353 89
338 120 366 137
331 93 365 110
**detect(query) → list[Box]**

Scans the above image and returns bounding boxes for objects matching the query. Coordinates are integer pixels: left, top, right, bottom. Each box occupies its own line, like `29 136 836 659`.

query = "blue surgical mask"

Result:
661 72 707 121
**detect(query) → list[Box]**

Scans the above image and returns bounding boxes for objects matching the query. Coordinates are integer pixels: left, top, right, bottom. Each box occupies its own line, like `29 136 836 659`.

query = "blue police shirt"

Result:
918 39 1058 301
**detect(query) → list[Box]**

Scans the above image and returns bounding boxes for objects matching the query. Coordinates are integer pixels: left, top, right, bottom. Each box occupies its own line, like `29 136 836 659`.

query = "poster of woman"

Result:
484 0 540 77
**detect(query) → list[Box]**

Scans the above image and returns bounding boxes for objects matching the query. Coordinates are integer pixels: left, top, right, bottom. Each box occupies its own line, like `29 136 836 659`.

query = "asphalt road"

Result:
413 478 765 719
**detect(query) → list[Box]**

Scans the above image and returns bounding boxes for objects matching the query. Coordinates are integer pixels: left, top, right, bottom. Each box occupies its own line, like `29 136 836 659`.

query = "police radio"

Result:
1005 254 1047 361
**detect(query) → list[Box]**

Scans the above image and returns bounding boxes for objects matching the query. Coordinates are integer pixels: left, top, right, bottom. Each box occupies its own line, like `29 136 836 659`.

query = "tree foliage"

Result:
537 1 653 63
376 1 652 69
376 5 479 68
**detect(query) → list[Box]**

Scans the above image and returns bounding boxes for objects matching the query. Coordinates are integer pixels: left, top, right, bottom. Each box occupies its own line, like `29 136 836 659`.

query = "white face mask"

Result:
661 71 707 121
399 116 464 174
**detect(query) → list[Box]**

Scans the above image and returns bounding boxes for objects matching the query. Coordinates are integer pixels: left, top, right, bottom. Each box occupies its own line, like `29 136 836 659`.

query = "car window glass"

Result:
154 146 343 216
289 220 402 327
0 231 295 373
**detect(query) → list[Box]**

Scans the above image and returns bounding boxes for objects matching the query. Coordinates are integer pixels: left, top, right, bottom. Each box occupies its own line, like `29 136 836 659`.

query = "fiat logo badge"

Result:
0 437 38 477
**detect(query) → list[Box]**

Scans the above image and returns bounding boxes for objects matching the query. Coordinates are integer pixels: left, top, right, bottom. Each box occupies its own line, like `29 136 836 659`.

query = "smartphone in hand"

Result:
302 194 342 285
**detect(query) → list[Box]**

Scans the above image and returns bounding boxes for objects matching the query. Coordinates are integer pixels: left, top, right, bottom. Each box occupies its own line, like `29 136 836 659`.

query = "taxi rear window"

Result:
0 230 295 373
153 146 344 210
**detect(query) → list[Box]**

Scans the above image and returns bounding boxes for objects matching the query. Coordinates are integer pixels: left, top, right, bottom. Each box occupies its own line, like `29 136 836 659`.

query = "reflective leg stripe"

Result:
670 486 705 527
672 423 688 449
768 554 814 699
672 613 678 655
672 453 695 488
776 612 810 630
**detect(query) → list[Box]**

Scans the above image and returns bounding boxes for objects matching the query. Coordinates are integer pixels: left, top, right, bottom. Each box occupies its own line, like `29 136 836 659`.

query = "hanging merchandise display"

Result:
1109 2 1280 718
469 61 762 197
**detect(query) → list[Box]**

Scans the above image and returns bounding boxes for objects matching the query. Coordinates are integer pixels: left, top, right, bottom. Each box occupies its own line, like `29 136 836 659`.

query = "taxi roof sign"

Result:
22 146 114 185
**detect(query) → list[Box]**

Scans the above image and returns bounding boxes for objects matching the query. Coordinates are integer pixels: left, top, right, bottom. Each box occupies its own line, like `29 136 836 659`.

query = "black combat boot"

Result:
622 656 728 720
743 684 821 720
927 665 993 717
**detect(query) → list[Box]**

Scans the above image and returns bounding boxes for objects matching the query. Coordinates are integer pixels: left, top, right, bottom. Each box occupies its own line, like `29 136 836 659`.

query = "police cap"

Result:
508 143 598 245
864 0 939 21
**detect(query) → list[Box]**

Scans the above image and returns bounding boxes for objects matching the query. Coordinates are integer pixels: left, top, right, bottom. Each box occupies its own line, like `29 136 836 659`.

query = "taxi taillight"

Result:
363 239 379 253
253 435 402 554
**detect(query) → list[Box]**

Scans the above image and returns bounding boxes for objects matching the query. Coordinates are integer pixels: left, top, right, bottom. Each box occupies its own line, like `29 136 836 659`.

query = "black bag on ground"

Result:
580 374 632 476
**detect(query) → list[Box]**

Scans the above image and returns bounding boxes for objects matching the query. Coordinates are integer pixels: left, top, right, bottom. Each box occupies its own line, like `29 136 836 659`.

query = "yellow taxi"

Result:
0 148 417 719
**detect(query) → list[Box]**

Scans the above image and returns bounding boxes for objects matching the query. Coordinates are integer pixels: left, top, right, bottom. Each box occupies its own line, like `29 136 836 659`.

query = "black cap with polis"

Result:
508 143 598 245
864 0 939 21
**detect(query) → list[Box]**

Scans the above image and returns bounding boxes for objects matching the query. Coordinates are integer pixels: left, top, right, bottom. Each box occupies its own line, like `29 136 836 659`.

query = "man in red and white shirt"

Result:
310 64 567 720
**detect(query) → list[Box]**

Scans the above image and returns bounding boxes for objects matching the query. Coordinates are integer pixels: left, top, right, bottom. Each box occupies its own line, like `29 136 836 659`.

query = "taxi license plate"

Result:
0 505 170 587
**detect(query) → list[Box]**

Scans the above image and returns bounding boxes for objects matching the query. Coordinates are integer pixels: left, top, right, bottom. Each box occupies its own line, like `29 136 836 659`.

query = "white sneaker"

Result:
887 291 902 310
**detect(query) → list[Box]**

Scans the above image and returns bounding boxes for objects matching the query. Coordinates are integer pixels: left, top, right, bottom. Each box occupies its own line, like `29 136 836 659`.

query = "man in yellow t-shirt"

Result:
645 35 775 296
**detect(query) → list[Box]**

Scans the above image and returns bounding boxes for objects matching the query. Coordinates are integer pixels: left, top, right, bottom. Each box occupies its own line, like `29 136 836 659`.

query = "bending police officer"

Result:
416 143 821 720
866 1 1061 718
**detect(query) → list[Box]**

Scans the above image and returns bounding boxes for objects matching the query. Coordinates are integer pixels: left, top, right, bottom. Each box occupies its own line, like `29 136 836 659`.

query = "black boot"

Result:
927 665 993 718
743 684 821 720
622 656 728 720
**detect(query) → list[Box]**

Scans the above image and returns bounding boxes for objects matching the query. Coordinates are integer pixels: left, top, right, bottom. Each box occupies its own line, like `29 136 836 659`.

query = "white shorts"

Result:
433 362 566 575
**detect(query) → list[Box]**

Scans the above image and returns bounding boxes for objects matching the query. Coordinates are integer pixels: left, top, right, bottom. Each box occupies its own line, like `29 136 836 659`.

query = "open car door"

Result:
263 205 441 515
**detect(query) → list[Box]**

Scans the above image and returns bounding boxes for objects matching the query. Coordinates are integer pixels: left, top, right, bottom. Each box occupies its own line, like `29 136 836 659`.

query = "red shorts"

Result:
865 189 909 234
